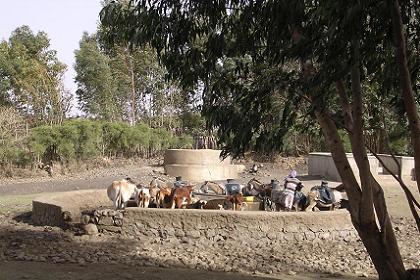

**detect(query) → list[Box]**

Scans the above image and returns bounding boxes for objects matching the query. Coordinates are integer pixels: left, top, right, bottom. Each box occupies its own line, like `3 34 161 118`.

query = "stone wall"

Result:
32 189 358 247
377 154 415 177
84 208 357 246
32 190 110 226
124 209 356 244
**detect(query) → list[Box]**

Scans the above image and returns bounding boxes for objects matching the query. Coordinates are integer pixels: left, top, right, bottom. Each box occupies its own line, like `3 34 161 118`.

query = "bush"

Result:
19 119 195 167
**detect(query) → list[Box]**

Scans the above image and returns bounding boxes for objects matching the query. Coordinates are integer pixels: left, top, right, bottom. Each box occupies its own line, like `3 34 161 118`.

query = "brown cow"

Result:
225 193 247 211
170 185 194 209
156 187 172 208
203 194 247 211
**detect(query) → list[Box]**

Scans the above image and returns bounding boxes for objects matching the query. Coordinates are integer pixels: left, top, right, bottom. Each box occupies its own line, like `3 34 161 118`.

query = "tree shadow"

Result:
0 224 376 280
13 211 32 224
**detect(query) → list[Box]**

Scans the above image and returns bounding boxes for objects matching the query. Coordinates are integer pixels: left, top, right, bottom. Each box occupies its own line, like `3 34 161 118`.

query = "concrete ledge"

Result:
164 149 231 165
32 190 110 226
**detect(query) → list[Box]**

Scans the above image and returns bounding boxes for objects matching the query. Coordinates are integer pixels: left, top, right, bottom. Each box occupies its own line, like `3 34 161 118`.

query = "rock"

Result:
83 224 98 235
97 216 114 226
185 230 201 239
114 218 123 227
81 214 91 225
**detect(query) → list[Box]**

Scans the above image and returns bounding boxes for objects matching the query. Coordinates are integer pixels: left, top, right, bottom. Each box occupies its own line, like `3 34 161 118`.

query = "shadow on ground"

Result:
0 224 372 280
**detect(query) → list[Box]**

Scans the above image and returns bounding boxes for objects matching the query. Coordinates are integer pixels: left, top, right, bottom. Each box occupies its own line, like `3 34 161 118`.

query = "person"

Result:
225 178 241 195
270 178 282 206
174 176 185 188
318 180 334 204
278 170 303 211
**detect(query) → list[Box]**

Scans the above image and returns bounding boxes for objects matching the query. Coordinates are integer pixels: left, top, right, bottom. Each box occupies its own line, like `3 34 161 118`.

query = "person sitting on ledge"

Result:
174 176 185 188
225 178 241 195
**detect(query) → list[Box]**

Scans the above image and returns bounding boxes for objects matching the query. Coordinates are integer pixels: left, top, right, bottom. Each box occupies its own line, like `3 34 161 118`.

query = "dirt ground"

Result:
0 261 373 280
0 157 419 280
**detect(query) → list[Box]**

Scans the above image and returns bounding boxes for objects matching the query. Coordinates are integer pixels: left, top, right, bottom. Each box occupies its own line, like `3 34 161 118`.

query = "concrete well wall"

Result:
308 152 379 182
164 149 245 181
377 154 414 176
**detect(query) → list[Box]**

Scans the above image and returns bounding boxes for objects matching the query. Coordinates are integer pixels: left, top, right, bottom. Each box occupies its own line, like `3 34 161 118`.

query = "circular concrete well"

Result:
164 149 245 181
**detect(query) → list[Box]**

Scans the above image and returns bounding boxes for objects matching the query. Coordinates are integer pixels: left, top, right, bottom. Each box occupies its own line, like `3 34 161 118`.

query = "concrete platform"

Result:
308 152 379 182
377 154 415 176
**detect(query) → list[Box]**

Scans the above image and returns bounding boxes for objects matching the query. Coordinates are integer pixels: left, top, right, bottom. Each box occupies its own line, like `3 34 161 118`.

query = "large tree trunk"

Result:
389 0 420 193
315 109 407 279
291 19 408 278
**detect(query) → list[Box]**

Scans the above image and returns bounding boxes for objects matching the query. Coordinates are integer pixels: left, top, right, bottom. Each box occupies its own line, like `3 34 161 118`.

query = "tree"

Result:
100 1 420 279
74 32 124 121
0 26 70 124
75 31 189 126
389 0 420 194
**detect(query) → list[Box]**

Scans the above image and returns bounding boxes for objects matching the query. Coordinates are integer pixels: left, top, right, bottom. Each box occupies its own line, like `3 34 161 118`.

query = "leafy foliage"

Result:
99 0 418 158
0 26 70 124
26 119 193 163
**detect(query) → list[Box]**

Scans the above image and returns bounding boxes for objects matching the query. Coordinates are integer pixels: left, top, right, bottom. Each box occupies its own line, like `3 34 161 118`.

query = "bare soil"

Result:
0 261 371 280
0 157 419 280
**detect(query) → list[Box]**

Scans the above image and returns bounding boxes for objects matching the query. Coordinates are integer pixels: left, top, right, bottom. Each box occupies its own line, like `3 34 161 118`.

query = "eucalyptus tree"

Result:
100 1 420 278
76 30 187 125
0 26 69 124
74 32 124 121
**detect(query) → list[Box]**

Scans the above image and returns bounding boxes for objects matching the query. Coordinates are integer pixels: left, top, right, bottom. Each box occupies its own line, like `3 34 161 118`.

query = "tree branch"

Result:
367 145 420 233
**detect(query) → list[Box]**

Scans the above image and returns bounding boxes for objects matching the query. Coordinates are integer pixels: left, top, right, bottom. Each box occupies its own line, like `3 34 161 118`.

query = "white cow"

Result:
107 179 139 210
136 186 150 208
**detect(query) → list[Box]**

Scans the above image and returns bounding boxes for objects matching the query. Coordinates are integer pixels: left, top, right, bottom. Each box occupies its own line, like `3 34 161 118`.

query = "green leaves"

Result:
99 0 419 158
26 119 193 162
0 26 68 124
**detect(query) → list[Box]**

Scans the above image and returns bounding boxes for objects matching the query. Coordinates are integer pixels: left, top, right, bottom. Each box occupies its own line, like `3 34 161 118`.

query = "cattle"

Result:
148 186 159 206
185 199 208 209
202 199 227 210
202 194 247 211
150 176 173 189
170 185 194 209
136 186 151 208
225 193 247 211
199 181 225 194
107 179 139 210
156 187 173 208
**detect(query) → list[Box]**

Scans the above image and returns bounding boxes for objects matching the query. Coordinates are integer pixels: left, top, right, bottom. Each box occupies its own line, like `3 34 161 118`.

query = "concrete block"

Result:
308 152 379 182
377 154 414 176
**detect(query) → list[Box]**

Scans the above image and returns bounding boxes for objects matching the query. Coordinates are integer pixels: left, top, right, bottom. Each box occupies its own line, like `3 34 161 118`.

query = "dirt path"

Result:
0 165 154 196
0 261 368 280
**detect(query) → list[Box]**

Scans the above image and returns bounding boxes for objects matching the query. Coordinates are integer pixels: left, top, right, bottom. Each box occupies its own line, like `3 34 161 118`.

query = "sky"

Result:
0 0 103 115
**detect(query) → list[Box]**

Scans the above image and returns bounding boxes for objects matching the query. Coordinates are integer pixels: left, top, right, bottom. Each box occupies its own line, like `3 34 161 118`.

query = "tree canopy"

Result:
100 1 420 278
0 26 70 124
99 0 419 156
